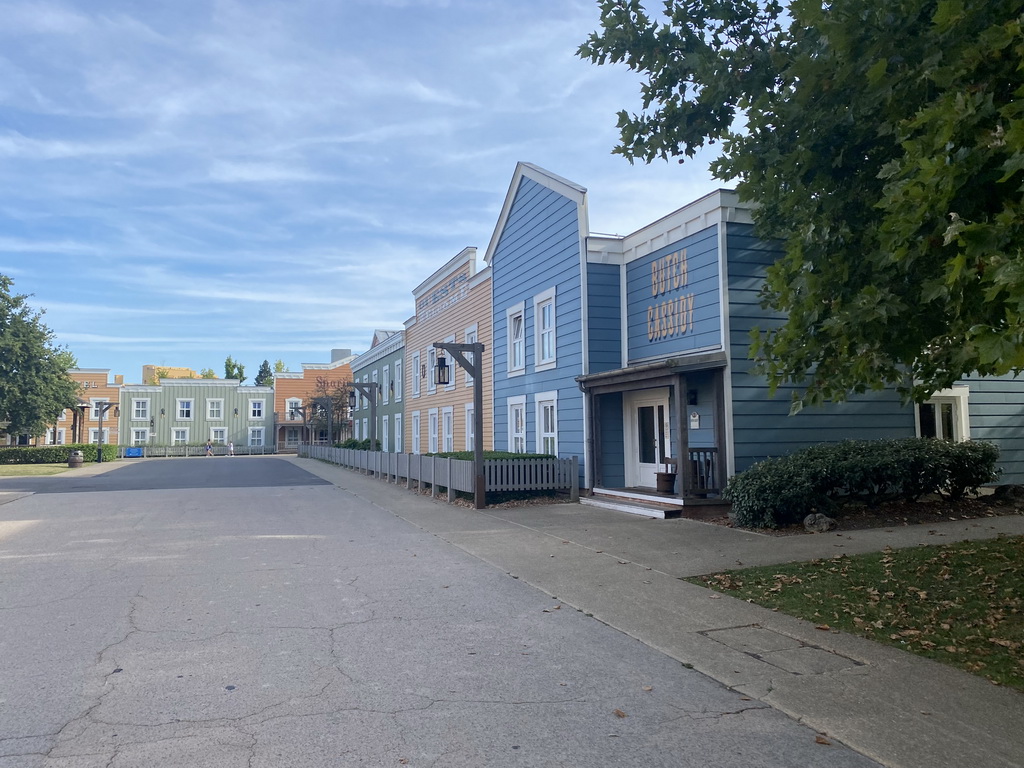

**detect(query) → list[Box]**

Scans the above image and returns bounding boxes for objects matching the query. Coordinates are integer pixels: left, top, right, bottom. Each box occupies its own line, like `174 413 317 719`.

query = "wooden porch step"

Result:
581 494 685 520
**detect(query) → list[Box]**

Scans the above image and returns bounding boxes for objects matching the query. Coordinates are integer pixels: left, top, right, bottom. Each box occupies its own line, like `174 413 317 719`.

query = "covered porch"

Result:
576 352 728 504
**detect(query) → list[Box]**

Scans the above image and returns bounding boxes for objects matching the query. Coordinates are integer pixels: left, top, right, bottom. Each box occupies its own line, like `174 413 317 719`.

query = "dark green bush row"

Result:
426 450 555 460
724 439 1000 529
338 438 381 450
0 443 119 465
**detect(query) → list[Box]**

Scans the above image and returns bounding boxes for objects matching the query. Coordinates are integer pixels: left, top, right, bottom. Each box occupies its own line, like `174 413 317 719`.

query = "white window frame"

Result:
382 414 390 452
372 370 379 407
132 428 149 446
428 408 439 453
88 428 110 444
535 390 559 456
411 411 421 454
58 409 67 422
442 406 454 452
248 427 265 447
210 427 227 445
362 418 368 443
427 347 437 393
382 365 391 405
914 386 970 442
464 403 475 452
132 398 150 421
172 428 189 445
207 398 224 420
394 412 403 453
50 428 66 445
249 399 264 419
506 302 526 376
176 399 193 420
534 287 556 371
394 359 403 402
464 324 478 387
90 398 107 419
507 395 526 453
286 398 302 420
411 352 421 397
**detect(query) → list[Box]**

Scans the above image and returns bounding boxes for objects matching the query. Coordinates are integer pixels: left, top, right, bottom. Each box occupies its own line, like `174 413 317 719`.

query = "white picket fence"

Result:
299 445 579 504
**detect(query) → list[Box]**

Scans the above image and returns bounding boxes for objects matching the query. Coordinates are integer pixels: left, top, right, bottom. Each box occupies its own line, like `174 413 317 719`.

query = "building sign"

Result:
417 270 469 322
626 227 722 363
647 249 695 342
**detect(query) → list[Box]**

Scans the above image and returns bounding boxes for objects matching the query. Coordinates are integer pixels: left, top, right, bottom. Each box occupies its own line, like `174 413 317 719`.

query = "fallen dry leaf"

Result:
613 709 628 718
815 735 831 746
815 624 830 631
642 685 653 692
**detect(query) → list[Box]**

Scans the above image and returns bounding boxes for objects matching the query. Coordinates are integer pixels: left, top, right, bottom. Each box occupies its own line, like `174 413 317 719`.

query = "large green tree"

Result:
580 0 1024 406
224 355 246 383
0 275 81 436
254 359 273 387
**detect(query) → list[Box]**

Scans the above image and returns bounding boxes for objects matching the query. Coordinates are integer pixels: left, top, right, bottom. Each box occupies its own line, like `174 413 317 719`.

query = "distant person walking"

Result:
228 441 235 457
205 440 213 457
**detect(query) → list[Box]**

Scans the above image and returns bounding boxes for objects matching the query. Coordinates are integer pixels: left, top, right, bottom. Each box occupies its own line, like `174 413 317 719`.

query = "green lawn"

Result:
688 535 1024 691
0 464 70 476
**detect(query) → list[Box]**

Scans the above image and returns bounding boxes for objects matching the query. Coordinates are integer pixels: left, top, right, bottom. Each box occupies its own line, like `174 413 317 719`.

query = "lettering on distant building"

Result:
647 249 695 341
417 271 470 322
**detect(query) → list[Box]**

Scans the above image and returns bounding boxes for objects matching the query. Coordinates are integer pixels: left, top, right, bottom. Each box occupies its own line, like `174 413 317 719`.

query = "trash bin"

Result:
67 450 84 469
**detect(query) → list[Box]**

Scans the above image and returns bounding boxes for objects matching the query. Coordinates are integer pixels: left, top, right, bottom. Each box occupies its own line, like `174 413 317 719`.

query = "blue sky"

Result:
1 0 717 382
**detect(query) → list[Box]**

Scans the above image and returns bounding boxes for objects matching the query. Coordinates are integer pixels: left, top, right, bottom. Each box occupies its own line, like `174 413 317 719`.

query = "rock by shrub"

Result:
724 438 1000 529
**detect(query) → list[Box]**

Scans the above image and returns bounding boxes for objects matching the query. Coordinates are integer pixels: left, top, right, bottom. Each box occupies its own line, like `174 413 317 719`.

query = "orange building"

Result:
404 247 493 454
48 369 125 445
273 350 357 451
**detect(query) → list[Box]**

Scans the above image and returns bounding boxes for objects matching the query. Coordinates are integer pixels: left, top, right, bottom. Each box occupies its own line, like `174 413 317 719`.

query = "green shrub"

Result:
724 438 1000 529
0 443 118 464
426 450 556 460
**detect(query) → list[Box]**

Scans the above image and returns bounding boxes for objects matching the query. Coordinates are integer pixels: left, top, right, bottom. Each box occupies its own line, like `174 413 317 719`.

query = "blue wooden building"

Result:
488 163 1024 501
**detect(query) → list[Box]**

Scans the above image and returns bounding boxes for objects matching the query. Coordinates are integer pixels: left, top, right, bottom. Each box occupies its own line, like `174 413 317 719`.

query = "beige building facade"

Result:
404 247 493 454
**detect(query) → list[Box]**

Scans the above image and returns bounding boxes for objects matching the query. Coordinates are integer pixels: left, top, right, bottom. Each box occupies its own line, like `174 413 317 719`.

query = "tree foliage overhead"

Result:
224 355 246 383
199 368 218 379
580 0 1024 405
0 275 81 436
254 359 273 387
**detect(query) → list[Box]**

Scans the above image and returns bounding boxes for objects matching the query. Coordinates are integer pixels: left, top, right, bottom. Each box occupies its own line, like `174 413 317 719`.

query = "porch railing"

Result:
687 447 720 495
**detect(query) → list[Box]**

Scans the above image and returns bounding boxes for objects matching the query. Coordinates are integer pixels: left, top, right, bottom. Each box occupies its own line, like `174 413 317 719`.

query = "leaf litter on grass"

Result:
688 535 1024 690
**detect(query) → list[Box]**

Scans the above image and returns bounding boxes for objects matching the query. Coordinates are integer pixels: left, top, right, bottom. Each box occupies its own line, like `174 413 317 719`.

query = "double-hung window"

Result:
382 366 390 404
507 302 525 375
534 287 556 371
508 396 526 453
411 352 421 397
464 325 478 386
132 399 150 421
535 391 558 455
394 359 403 401
207 399 223 420
427 348 437 393
249 400 264 419
248 427 264 447
177 399 193 420
428 408 439 453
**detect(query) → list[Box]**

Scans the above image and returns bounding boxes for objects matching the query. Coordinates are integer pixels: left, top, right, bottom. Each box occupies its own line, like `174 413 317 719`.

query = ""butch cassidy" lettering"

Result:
647 249 695 341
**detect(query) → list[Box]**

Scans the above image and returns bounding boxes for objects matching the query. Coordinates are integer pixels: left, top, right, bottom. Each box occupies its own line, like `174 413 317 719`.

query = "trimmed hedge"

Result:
724 438 1000 529
425 450 556 460
0 443 119 465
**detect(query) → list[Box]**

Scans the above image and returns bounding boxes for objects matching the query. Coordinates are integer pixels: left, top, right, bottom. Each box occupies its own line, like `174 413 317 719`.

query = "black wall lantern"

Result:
348 390 357 410
435 352 450 386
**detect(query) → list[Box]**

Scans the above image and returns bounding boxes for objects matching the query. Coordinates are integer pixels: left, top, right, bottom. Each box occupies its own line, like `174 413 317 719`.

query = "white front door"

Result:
625 389 671 488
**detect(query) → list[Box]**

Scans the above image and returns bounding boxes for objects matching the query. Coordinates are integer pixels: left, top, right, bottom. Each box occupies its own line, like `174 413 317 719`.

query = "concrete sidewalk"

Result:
288 457 1024 768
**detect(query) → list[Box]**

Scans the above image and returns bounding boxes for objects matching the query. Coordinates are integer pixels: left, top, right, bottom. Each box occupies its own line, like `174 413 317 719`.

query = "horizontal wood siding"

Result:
726 223 915 472
491 175 585 478
960 374 1024 483
597 392 625 487
405 261 493 453
625 225 721 363
587 262 622 373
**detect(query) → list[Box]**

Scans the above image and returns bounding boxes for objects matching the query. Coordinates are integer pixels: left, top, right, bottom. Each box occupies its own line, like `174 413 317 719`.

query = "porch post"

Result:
674 374 688 497
713 367 727 492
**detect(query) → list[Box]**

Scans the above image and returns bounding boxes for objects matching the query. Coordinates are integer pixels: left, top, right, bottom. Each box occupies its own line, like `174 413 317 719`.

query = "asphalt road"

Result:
0 458 882 767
